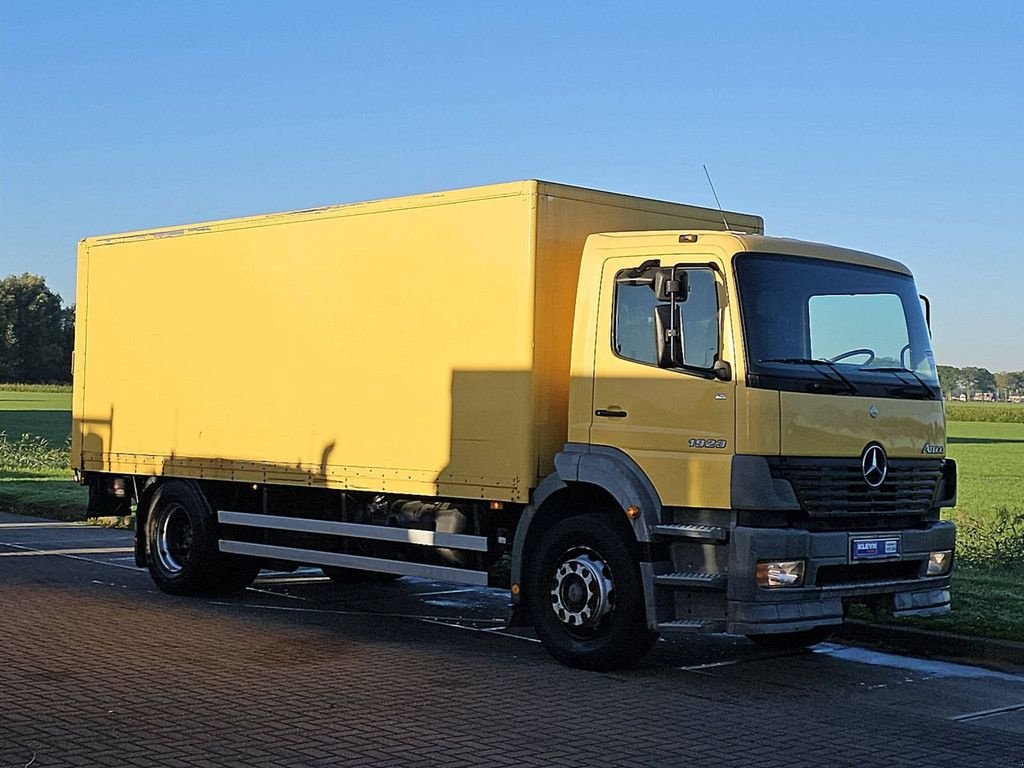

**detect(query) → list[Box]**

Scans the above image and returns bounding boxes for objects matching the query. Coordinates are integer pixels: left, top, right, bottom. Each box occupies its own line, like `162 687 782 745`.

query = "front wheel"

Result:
145 480 261 596
526 515 656 671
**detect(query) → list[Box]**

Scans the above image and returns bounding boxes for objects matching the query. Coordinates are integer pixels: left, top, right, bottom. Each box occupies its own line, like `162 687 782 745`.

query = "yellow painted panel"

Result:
735 387 781 455
76 184 539 501
780 392 945 458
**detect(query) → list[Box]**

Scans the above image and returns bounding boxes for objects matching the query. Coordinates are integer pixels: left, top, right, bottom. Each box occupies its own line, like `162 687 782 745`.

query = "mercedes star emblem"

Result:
869 405 879 419
861 443 888 488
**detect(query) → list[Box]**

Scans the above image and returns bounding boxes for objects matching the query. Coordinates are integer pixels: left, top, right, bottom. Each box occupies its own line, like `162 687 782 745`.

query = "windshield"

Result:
735 252 940 399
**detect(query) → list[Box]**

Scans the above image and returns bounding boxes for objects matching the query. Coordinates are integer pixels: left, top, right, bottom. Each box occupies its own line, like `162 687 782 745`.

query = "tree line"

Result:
937 365 1024 401
0 273 75 384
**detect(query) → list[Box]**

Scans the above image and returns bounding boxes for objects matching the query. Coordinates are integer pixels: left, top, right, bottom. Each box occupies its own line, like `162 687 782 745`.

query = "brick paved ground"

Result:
1 515 1022 767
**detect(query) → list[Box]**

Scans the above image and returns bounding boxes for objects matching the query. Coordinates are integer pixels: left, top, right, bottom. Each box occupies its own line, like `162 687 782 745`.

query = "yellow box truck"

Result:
73 181 956 669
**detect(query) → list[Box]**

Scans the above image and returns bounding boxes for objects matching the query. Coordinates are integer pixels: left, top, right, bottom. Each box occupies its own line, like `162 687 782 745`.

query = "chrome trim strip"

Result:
217 510 488 552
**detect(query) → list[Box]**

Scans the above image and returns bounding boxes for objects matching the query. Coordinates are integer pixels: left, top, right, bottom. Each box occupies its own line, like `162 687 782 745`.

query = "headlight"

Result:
755 560 805 588
927 550 953 576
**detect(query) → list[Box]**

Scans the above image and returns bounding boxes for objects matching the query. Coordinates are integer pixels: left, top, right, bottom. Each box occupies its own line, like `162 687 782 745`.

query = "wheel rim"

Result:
549 547 614 635
155 503 193 575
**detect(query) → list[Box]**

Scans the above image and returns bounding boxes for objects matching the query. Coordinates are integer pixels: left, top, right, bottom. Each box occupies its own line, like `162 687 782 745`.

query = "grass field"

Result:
945 401 1024 424
857 566 1024 643
0 389 84 517
947 421 1024 513
0 389 73 444
944 421 1024 570
0 383 72 393
0 388 1021 641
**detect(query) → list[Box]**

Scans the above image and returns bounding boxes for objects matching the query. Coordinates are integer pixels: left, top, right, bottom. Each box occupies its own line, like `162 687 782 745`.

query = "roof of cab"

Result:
588 230 911 276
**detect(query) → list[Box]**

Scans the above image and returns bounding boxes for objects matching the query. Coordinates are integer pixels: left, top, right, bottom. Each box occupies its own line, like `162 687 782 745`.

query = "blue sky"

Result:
1 1 1021 370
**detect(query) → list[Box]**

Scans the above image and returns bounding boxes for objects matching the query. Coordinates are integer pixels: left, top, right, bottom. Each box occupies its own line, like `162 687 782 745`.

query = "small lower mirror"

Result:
654 304 683 368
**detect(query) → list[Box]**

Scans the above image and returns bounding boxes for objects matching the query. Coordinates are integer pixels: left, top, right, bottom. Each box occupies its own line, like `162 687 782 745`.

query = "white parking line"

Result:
245 585 314 602
414 588 479 598
677 659 747 672
815 643 1024 682
0 541 141 571
0 546 134 557
951 702 1024 722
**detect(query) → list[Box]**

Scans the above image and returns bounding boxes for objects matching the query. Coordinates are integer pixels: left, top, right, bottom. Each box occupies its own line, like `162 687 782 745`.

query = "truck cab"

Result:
519 230 955 661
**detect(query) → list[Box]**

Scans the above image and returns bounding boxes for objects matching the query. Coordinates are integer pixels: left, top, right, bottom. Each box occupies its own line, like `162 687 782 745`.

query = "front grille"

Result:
769 457 943 518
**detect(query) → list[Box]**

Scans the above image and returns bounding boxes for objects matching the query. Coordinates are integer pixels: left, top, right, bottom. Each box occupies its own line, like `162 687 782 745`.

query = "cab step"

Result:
654 571 727 589
652 524 728 542
656 619 727 633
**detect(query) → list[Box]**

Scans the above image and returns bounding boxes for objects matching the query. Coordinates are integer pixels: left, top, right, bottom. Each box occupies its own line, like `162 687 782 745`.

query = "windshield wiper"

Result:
758 358 858 395
861 366 935 399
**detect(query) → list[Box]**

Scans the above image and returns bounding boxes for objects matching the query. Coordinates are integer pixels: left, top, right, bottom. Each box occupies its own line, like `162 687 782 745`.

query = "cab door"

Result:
589 256 735 509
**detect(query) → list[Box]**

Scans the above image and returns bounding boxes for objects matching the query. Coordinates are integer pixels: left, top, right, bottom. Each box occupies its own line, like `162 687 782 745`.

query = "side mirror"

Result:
654 269 689 302
712 359 732 381
654 304 683 368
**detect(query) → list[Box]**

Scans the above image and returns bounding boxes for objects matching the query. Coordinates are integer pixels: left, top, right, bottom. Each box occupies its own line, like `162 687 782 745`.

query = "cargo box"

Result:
72 180 762 502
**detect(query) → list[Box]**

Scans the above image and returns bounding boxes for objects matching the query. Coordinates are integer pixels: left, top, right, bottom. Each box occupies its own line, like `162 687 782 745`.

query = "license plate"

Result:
851 537 901 561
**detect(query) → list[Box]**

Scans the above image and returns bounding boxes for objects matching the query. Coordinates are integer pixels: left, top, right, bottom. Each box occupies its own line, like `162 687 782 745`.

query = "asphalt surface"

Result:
1 511 1022 767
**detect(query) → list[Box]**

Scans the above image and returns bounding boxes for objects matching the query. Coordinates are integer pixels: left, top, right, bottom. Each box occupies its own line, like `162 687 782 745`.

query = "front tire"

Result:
145 480 260 596
526 515 656 671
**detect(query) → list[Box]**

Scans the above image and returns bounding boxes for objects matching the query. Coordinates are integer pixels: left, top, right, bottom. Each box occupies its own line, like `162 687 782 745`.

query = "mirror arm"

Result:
919 294 932 335
628 259 661 278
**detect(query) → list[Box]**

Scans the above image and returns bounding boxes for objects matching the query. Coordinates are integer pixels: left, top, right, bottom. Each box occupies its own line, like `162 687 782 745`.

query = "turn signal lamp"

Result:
625 505 641 520
755 560 805 588
927 550 953 576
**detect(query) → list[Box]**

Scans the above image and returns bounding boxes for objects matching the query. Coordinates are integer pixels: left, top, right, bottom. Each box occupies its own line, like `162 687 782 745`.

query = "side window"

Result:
614 266 720 369
614 283 659 364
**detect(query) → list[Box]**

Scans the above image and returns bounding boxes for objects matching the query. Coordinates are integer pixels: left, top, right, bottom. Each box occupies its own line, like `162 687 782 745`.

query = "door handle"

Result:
595 409 628 418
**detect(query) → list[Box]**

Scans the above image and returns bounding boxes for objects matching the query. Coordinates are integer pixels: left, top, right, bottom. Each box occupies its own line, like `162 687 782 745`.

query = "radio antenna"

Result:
703 164 731 231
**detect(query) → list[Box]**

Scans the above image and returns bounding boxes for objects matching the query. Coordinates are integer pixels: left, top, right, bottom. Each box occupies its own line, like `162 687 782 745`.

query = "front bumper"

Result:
728 520 955 635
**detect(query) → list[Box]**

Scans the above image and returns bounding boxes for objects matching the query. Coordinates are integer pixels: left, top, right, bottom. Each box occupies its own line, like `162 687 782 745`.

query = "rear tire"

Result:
746 626 834 650
145 480 261 596
526 514 656 671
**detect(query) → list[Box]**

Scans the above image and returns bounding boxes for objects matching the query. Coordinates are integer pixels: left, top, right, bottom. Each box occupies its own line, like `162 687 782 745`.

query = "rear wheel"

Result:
746 626 834 650
145 480 261 596
527 515 656 671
